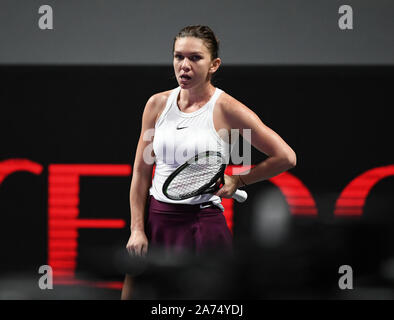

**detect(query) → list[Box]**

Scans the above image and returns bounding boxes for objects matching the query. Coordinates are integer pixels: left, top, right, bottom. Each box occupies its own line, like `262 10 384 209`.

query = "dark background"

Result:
1 65 394 299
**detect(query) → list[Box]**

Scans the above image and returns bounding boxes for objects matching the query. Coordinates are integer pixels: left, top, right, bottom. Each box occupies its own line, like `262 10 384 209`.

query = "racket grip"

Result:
232 189 248 203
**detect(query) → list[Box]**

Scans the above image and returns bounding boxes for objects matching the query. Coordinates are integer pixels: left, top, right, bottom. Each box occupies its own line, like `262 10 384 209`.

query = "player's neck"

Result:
179 83 215 107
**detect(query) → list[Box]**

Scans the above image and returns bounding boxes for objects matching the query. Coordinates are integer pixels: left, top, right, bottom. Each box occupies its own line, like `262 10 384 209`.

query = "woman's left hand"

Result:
213 174 240 198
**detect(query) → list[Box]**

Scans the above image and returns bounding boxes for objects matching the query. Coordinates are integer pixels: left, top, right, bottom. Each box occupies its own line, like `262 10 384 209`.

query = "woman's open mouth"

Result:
180 74 192 82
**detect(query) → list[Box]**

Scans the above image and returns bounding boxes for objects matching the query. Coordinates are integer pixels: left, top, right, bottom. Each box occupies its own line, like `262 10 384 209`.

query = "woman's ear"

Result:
210 57 221 73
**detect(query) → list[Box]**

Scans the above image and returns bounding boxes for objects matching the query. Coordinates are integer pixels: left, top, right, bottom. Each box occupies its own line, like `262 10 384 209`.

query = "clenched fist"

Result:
126 229 148 257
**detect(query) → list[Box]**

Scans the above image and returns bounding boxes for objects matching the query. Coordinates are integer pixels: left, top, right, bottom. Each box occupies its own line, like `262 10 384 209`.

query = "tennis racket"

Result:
162 151 248 202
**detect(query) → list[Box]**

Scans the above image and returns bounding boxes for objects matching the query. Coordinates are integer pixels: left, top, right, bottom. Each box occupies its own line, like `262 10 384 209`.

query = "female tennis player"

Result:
121 25 296 299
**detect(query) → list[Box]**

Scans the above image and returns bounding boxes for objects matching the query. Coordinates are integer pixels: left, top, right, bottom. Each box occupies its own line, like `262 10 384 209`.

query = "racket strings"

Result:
166 158 223 198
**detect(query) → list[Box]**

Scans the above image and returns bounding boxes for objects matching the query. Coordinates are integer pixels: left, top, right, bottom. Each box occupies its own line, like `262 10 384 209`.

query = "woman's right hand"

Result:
126 230 149 257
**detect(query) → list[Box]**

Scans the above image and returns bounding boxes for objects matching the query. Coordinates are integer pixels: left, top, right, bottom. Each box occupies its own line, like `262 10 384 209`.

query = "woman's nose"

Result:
181 58 191 70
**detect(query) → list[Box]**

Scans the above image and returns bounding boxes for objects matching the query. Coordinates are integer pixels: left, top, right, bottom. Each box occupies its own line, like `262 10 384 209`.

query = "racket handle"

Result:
232 189 248 203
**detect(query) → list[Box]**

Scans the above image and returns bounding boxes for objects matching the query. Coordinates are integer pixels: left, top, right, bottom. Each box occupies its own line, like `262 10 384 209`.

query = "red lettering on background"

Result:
48 164 130 282
270 171 318 216
0 159 43 183
232 166 317 216
334 165 394 216
3 158 393 290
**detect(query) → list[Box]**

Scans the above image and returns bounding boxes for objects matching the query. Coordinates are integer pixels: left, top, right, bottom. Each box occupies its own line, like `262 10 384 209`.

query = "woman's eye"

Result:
174 55 201 61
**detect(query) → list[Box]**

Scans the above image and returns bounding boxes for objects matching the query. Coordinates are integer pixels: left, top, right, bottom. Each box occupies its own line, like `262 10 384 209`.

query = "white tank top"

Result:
149 86 232 205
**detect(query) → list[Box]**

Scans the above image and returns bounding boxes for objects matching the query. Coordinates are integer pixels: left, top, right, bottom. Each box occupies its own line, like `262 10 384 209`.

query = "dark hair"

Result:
173 25 220 60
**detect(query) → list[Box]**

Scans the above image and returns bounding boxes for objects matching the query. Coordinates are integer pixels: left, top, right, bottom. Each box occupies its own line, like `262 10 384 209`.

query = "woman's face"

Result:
173 37 220 89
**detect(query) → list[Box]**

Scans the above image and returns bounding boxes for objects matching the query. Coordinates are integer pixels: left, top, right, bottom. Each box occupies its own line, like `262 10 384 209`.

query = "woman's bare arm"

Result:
214 94 296 197
127 93 164 255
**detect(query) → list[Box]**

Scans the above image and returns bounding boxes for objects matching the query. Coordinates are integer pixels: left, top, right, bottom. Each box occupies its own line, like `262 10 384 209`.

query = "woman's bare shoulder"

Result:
217 91 239 107
145 90 173 125
216 91 259 128
147 90 172 108
217 91 253 114
154 90 172 123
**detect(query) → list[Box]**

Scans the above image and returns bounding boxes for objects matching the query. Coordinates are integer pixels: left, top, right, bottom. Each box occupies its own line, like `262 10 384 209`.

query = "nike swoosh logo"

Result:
200 204 212 209
176 126 188 130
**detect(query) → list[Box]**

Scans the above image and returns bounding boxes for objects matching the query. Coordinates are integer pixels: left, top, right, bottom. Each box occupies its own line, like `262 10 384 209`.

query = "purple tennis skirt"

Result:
145 195 233 256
